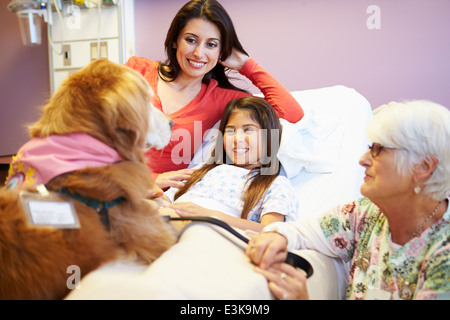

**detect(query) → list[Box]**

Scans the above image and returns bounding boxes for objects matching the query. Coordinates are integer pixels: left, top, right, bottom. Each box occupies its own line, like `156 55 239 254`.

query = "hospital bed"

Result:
65 85 373 300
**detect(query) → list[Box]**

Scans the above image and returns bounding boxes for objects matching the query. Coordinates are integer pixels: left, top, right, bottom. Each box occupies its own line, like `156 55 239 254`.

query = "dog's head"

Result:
28 59 172 163
146 102 173 150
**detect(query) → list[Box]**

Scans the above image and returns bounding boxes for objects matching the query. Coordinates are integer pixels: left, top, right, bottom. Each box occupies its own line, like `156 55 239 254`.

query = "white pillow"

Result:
278 85 372 178
190 85 371 179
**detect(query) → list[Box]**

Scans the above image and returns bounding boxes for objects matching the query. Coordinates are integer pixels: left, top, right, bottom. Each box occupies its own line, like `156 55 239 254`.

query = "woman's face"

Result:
359 145 413 205
223 110 264 170
174 18 221 81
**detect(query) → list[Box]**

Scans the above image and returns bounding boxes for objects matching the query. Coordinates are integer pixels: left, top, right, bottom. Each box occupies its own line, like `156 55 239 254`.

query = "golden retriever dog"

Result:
0 59 177 300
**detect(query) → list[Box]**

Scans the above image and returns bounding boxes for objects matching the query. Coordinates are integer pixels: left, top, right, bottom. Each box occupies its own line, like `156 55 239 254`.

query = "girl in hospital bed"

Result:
162 96 298 232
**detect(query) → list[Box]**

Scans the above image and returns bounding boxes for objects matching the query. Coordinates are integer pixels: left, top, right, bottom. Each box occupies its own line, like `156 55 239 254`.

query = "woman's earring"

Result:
414 185 421 194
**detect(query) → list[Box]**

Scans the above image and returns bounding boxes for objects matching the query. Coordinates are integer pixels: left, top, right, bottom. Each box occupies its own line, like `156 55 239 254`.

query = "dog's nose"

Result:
169 119 174 129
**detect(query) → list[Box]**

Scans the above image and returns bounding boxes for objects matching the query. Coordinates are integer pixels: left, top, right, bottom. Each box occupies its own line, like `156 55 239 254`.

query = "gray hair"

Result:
366 100 450 201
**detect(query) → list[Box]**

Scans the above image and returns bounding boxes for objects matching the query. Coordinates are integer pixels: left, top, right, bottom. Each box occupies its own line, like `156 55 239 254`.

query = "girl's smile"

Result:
224 110 263 170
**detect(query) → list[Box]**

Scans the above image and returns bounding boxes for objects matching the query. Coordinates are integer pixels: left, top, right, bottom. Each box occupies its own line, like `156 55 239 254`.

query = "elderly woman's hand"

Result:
255 263 309 300
245 232 288 269
247 232 309 300
219 48 249 71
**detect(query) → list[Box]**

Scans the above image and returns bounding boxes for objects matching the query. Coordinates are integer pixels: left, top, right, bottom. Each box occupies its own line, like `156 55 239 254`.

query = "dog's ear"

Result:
99 92 150 163
112 127 146 163
99 64 152 163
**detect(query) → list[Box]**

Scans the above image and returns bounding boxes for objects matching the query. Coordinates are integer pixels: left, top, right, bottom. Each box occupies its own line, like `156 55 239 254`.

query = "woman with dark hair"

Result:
162 96 298 232
125 0 304 189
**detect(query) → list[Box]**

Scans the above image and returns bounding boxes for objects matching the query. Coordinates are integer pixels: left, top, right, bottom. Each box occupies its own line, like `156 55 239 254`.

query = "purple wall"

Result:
0 5 50 157
1 0 449 156
135 0 450 108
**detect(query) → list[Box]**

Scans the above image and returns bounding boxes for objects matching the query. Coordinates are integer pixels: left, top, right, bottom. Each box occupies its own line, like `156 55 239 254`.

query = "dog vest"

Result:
5 133 123 189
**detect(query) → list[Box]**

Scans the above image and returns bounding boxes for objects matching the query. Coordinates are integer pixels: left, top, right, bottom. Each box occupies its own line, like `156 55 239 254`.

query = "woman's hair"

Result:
174 96 282 220
159 0 249 92
366 100 450 201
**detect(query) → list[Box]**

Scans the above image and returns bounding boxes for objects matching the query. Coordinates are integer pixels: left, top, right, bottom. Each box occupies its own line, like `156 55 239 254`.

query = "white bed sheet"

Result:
65 85 372 300
66 223 344 300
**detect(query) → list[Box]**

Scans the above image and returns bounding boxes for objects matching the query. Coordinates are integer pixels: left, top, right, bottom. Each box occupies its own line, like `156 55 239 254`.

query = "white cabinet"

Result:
48 0 135 93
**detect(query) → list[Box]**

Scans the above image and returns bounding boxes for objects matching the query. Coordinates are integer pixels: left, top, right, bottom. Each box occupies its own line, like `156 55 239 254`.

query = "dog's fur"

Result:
0 59 176 300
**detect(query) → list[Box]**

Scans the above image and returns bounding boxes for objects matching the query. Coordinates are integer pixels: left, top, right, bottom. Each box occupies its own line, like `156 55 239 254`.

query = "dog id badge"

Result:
19 184 80 229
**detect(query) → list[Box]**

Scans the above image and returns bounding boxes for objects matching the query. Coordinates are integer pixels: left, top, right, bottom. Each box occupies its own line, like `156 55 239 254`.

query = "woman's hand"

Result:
219 48 249 71
154 168 195 189
255 263 309 300
245 232 288 269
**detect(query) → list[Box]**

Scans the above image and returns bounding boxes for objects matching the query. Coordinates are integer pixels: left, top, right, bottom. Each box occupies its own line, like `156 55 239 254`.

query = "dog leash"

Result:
57 187 126 231
164 216 314 278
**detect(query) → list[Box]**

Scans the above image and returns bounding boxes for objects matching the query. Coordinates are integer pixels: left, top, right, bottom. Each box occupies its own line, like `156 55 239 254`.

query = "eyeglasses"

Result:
368 143 400 158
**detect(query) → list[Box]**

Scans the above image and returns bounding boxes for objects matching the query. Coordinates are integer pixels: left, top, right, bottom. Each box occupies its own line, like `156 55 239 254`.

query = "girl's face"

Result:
174 18 221 82
223 110 264 170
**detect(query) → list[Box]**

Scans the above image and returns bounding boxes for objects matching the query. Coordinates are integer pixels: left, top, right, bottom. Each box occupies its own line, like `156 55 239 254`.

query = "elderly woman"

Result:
246 100 450 300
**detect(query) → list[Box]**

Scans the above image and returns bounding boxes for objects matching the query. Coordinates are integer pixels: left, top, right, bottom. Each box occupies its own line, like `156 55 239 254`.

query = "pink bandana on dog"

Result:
5 133 123 189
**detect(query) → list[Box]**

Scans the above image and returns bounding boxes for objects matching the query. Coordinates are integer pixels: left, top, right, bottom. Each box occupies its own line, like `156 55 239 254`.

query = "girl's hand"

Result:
219 48 249 71
154 168 196 189
147 185 164 199
245 232 288 269
254 263 309 300
166 201 225 219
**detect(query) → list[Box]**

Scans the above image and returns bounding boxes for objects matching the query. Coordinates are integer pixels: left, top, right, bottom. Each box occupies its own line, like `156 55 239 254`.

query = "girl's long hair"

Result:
159 0 249 93
174 96 282 220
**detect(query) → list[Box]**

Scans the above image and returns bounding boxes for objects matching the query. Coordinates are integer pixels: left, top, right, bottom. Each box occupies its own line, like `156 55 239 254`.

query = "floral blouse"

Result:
267 197 450 300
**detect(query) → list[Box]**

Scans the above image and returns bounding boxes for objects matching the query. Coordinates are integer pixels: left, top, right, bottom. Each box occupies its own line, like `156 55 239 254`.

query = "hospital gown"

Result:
165 164 298 222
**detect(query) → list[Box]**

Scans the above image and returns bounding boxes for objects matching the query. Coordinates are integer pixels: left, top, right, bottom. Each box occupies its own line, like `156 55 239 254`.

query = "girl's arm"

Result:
166 201 285 233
